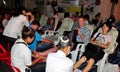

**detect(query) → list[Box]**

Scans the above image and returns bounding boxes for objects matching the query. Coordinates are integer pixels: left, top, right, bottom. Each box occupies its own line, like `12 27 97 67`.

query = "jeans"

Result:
3 35 17 51
36 42 53 52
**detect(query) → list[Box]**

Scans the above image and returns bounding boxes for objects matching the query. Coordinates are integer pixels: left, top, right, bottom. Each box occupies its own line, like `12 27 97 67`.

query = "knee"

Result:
88 58 95 64
79 56 87 63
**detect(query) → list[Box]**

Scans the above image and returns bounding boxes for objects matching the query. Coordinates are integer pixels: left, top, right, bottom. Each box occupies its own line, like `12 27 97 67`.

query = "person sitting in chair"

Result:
73 19 113 72
72 15 90 50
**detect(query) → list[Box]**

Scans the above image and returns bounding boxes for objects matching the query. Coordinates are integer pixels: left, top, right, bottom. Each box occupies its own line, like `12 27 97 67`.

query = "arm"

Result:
76 27 86 40
77 29 86 40
41 38 54 44
90 37 111 49
96 41 111 49
27 52 45 67
76 27 90 43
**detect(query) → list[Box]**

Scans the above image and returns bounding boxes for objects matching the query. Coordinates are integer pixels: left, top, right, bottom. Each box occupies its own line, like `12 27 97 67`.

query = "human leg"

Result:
3 35 16 51
82 50 105 72
36 42 53 52
73 56 87 70
83 58 95 72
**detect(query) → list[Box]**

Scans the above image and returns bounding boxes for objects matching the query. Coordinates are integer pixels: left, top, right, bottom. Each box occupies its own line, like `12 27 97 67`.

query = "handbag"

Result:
85 33 103 52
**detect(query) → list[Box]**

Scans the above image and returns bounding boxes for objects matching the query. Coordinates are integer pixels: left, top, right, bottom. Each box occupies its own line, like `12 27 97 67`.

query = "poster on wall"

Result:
66 6 86 13
66 0 96 14
59 0 99 15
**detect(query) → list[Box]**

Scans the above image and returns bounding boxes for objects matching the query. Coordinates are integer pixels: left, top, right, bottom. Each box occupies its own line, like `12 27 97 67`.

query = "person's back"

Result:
46 50 73 72
46 36 73 72
3 15 29 38
11 39 32 72
11 27 46 72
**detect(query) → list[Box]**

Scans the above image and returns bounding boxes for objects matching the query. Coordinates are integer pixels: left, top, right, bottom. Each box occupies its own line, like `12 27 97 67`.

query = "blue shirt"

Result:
76 26 90 44
43 24 53 30
28 27 43 51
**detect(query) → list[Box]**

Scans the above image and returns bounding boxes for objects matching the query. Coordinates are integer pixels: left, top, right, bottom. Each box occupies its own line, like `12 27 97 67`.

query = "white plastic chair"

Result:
71 27 118 72
71 43 86 64
43 17 59 36
97 42 118 72
39 15 48 27
43 17 74 37
97 27 119 72
42 18 59 43
56 18 74 36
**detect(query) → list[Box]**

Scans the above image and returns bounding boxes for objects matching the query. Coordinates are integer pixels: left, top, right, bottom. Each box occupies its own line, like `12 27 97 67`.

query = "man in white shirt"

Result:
46 36 73 72
3 8 33 50
3 14 29 39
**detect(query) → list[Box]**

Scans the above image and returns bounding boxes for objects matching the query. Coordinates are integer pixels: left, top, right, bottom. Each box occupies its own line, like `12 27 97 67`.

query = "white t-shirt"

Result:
46 50 73 72
3 15 29 38
11 39 32 72
94 32 112 44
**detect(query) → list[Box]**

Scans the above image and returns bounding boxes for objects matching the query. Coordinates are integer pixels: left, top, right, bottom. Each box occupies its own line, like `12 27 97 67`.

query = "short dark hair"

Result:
31 21 40 27
19 7 26 14
64 12 70 18
57 36 72 50
84 14 90 20
78 15 86 20
22 26 35 39
48 17 55 25
12 7 26 17
103 21 112 32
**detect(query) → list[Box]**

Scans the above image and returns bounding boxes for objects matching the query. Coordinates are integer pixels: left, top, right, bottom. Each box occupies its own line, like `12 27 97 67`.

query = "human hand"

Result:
77 29 82 35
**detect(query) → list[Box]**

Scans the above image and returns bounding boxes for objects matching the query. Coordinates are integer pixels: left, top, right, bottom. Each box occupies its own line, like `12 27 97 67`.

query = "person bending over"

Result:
11 27 46 72
46 36 73 72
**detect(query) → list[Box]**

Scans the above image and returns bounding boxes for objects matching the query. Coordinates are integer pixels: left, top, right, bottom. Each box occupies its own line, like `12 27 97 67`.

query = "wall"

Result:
24 0 36 10
114 0 120 22
98 0 120 22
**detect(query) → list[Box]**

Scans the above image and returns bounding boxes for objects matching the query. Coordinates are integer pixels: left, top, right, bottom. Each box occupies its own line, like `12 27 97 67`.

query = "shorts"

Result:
82 48 105 63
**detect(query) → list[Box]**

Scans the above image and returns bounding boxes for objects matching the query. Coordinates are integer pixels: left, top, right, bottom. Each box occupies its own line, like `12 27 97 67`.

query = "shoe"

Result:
74 69 82 72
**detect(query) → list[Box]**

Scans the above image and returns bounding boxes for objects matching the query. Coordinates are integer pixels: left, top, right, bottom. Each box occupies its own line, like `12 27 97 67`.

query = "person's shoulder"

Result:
65 57 73 65
64 18 73 21
48 52 56 56
15 39 28 46
47 53 56 59
66 57 73 62
19 15 26 19
35 31 41 36
107 34 112 38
